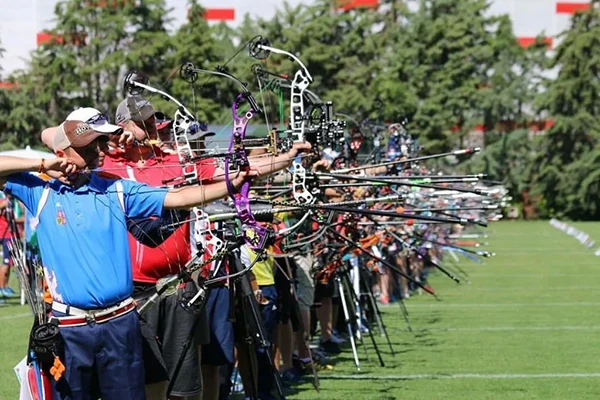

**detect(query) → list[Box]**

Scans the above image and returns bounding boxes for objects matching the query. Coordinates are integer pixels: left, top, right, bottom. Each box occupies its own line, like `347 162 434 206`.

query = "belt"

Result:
50 298 136 327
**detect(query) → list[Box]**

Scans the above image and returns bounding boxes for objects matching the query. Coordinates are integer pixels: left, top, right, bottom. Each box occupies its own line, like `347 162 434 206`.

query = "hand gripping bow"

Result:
179 63 271 251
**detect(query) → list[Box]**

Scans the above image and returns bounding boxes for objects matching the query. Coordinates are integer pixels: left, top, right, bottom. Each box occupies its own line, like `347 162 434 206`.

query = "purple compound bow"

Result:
224 94 270 251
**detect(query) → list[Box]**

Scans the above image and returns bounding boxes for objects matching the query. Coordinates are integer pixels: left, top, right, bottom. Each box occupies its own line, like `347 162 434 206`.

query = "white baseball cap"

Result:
67 107 123 134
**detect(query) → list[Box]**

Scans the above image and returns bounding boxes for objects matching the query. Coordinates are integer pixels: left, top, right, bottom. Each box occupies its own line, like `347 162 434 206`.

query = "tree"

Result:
460 129 542 201
0 37 48 150
530 0 600 219
404 0 499 153
479 16 541 138
164 0 232 124
20 0 172 123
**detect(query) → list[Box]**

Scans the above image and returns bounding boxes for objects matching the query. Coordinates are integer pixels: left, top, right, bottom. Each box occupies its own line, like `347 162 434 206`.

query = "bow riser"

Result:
225 94 270 251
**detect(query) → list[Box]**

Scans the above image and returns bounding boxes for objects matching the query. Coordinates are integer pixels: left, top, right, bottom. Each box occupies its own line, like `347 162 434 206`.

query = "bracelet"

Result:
38 158 46 174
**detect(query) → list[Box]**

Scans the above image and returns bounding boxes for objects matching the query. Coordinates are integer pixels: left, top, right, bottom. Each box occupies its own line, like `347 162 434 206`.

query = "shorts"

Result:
314 279 335 303
201 286 235 366
139 316 169 384
293 253 314 312
274 261 300 330
135 282 210 397
2 239 12 265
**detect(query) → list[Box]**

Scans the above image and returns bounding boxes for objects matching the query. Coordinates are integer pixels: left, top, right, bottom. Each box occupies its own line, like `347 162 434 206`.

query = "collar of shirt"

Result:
50 173 112 194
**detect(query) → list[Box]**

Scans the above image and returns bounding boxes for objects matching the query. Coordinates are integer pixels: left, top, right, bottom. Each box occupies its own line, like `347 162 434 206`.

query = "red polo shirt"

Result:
102 147 217 283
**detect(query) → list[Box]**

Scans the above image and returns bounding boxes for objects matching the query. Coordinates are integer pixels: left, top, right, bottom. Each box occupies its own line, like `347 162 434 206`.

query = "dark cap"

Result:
115 95 155 124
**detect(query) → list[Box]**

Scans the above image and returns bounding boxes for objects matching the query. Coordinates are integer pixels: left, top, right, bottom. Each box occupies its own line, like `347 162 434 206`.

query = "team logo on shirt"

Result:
56 204 67 225
56 210 67 225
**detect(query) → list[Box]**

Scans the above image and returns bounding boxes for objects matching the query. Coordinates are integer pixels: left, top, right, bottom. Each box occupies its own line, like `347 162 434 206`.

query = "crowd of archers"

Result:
0 37 507 400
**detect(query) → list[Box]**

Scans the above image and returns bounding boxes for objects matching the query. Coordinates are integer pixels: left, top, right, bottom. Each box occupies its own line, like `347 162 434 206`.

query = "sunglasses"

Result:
72 136 110 157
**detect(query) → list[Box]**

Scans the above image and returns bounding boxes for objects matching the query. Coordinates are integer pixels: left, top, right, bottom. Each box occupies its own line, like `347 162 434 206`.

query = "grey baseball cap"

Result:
115 95 155 123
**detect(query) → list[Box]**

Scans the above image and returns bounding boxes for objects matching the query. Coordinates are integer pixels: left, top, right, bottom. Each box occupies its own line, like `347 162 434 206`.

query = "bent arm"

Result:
0 157 42 186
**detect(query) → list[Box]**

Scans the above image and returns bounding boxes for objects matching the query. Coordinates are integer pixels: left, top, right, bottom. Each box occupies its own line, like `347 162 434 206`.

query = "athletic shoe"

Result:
292 354 309 373
281 368 305 385
1 287 16 297
319 340 341 355
310 349 335 366
330 331 346 344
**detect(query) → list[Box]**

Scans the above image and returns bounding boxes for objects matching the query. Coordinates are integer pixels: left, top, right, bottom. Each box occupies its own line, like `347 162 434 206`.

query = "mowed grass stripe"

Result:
322 373 600 380
290 221 600 399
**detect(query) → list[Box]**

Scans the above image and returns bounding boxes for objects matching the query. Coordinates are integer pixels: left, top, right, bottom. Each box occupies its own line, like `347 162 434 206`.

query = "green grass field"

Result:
1 221 599 399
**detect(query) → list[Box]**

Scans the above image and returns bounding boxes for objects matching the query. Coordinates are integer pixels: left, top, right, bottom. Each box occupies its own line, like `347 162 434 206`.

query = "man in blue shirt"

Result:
0 118 300 400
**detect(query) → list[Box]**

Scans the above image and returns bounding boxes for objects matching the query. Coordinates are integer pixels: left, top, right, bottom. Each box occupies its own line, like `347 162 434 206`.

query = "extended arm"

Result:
210 143 312 182
249 147 307 176
163 172 251 209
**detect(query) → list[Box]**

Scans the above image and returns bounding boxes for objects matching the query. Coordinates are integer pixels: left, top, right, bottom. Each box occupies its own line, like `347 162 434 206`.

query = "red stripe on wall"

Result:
518 37 553 49
36 32 63 46
556 2 591 14
339 0 379 12
203 8 235 21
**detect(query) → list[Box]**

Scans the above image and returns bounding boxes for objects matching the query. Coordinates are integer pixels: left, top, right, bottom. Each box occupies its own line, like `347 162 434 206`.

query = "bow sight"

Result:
305 101 346 150
252 67 346 151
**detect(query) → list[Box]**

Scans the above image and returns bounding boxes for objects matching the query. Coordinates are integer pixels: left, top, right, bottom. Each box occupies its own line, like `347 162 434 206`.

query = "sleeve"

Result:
126 217 164 248
4 173 46 214
119 179 168 219
240 246 252 268
126 210 188 248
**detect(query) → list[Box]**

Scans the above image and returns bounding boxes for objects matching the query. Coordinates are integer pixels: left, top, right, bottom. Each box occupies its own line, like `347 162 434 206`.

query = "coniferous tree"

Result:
531 0 600 219
21 0 172 121
165 0 231 123
0 39 48 149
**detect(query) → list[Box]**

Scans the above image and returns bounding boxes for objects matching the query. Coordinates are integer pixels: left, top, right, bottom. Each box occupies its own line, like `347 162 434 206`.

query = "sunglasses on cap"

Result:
86 113 110 125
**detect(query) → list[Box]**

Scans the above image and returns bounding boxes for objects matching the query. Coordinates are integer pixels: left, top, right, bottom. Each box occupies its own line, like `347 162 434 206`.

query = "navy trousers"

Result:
51 310 145 400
